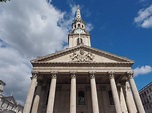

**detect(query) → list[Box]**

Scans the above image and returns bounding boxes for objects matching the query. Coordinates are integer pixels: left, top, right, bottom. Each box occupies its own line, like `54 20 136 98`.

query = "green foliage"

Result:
0 0 10 2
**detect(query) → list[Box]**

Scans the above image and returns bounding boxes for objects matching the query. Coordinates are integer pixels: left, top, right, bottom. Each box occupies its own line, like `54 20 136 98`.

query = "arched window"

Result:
77 38 83 45
78 24 80 28
78 91 85 105
108 90 114 105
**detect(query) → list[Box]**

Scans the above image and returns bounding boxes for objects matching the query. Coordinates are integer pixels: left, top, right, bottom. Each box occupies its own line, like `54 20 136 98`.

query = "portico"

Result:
23 64 144 113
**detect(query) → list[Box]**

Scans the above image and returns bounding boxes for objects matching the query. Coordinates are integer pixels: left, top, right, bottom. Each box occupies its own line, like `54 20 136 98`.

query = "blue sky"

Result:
0 0 152 104
51 0 152 90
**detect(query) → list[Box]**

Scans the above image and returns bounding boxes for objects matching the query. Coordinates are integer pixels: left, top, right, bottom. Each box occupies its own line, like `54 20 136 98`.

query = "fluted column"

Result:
117 84 128 113
46 73 57 113
70 72 76 113
23 73 38 113
90 72 99 113
124 81 137 113
109 72 122 113
31 83 42 113
128 72 145 113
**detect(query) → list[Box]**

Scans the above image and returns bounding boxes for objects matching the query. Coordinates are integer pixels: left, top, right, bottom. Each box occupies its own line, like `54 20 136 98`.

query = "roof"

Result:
139 82 152 93
1 96 17 105
0 80 6 85
31 45 134 65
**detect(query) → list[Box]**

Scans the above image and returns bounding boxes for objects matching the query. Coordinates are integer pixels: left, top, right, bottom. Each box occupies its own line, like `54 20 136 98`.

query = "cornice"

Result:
31 45 134 64
32 62 133 67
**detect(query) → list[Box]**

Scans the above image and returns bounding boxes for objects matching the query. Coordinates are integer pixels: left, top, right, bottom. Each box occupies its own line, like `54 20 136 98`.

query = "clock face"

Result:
75 29 83 34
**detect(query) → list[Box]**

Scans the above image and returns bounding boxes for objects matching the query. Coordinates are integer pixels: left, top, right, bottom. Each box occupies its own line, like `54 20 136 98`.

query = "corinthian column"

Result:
128 72 145 113
109 72 122 113
70 72 76 113
31 83 42 113
90 72 99 113
117 84 128 113
23 73 38 113
46 73 57 113
124 81 137 113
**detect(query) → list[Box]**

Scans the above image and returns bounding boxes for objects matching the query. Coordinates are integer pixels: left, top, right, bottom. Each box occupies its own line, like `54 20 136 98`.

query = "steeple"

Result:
68 5 91 48
76 5 81 20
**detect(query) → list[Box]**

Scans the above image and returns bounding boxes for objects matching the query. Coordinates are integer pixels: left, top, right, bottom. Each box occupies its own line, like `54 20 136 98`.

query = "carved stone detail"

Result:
70 72 76 79
127 71 134 79
108 71 115 79
89 72 95 79
32 73 38 79
70 49 94 62
51 71 57 79
71 75 76 79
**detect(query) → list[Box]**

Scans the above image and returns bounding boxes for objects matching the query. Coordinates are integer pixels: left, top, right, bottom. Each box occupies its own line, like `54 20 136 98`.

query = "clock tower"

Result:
68 6 91 48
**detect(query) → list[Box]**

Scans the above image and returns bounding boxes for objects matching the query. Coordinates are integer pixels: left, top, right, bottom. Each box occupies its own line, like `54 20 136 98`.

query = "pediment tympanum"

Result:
4 96 16 105
31 45 133 64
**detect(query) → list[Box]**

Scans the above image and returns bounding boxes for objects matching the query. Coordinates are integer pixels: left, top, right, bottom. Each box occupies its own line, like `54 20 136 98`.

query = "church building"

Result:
23 7 145 113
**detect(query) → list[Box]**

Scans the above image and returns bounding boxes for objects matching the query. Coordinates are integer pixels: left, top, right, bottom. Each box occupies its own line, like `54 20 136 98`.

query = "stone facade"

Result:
0 80 23 113
23 7 145 113
139 82 152 113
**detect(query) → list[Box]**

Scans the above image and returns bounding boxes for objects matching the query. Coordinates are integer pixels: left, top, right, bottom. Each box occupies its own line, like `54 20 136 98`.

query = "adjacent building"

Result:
23 7 145 113
139 82 152 113
0 80 23 113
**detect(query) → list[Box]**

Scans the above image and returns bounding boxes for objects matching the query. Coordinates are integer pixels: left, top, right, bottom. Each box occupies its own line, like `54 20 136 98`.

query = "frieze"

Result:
70 49 94 62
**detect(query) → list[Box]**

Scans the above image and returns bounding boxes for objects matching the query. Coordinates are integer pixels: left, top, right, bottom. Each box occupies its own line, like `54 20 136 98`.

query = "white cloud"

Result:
134 4 152 28
0 0 70 105
133 65 152 77
0 45 31 105
0 0 68 58
86 23 94 32
0 0 93 106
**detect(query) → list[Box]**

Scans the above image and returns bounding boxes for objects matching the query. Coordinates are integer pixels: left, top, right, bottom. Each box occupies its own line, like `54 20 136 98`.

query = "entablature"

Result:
32 62 133 67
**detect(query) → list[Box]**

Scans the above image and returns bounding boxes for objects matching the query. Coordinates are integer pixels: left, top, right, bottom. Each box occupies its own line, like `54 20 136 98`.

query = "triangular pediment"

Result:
3 96 16 105
31 45 133 65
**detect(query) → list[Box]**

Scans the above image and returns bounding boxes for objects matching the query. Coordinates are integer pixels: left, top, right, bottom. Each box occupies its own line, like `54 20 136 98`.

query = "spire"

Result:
68 5 91 48
76 5 81 20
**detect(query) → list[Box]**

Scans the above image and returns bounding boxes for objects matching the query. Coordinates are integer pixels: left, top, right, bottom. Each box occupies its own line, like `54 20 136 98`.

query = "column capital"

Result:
126 71 134 79
117 83 122 87
89 71 96 79
31 73 38 79
71 74 76 79
51 71 58 79
89 71 96 75
108 71 115 79
70 71 77 79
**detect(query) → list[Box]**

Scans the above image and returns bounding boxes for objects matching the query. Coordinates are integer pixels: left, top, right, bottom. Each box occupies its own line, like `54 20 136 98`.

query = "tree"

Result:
0 0 10 2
